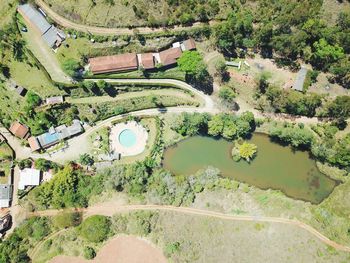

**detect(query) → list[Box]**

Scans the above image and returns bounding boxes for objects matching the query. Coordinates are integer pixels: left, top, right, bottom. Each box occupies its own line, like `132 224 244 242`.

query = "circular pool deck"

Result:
110 121 148 157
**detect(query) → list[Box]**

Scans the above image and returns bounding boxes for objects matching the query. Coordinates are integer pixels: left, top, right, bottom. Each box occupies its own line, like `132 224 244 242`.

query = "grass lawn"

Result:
7 57 65 98
0 83 24 127
74 90 200 122
0 0 16 27
89 127 110 156
0 142 13 184
17 14 71 84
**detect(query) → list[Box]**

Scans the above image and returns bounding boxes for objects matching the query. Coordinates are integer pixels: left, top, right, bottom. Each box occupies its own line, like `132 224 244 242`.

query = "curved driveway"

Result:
35 0 215 35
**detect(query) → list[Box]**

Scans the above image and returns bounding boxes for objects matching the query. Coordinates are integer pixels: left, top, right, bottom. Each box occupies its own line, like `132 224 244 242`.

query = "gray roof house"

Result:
34 120 84 149
0 185 12 208
293 66 308 92
18 4 51 34
18 4 66 49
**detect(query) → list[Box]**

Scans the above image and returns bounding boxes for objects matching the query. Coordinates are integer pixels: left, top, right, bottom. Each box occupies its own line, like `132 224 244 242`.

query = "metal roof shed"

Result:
18 4 51 35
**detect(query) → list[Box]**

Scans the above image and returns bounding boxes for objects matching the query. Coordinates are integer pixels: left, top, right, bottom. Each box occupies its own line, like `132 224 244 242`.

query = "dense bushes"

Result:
265 86 323 117
269 123 314 148
268 122 350 168
28 165 103 209
0 217 54 263
170 112 255 140
79 215 111 243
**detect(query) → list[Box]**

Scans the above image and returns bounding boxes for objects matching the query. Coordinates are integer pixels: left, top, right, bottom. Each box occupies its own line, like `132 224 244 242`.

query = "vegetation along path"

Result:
35 0 216 35
30 203 350 253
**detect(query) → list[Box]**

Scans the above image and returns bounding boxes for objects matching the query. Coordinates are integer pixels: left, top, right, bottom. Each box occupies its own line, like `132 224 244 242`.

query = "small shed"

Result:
0 185 12 208
293 66 308 92
46 96 64 105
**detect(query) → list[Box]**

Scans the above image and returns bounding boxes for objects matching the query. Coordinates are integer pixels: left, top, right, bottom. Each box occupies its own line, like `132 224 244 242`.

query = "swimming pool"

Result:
118 129 137 148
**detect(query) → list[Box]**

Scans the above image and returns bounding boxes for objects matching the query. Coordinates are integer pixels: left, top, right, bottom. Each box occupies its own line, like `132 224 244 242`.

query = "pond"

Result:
162 133 337 203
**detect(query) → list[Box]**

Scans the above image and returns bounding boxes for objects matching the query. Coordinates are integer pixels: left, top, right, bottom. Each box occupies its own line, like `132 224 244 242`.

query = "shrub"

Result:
52 212 82 229
83 246 96 259
79 215 111 242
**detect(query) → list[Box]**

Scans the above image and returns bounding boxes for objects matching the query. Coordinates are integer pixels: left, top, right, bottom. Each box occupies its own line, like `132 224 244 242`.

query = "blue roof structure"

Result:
37 131 59 148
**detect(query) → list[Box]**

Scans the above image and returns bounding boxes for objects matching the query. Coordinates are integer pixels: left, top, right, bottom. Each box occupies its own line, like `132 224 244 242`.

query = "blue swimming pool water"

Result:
119 129 137 148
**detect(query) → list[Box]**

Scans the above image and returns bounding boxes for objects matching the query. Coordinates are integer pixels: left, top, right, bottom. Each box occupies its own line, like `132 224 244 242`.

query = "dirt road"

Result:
30 203 350 253
35 0 215 36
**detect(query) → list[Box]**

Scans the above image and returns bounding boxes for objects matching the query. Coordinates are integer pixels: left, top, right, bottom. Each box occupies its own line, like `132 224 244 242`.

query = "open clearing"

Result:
32 210 350 263
50 235 167 263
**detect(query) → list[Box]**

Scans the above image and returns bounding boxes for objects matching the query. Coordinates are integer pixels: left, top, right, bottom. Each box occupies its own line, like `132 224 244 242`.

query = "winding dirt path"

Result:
35 0 215 35
30 203 350 253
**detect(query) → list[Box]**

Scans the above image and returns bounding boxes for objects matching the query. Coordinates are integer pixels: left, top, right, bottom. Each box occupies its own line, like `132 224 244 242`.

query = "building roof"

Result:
9 121 29 139
18 168 41 190
89 53 138 74
36 131 60 148
140 53 155 69
182 38 196 51
34 120 83 148
15 86 27 96
0 133 6 143
159 47 182 66
293 66 308 92
18 4 51 35
46 96 64 105
28 137 41 152
0 185 12 208
42 26 58 48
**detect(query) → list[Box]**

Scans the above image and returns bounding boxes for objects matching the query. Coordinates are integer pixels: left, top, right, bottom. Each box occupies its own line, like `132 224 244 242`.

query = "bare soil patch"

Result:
50 235 167 263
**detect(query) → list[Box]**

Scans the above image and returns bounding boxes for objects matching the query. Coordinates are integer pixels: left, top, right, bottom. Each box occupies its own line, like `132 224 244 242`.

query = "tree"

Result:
34 158 58 171
79 215 111 242
215 60 229 82
177 51 208 80
62 59 81 77
52 212 81 229
26 91 42 107
208 114 224 137
218 87 236 103
312 38 345 70
79 153 94 166
234 142 258 162
83 247 96 259
327 96 350 118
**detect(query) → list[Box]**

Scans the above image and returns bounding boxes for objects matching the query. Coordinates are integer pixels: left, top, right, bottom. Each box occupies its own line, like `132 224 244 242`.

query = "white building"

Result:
18 168 41 190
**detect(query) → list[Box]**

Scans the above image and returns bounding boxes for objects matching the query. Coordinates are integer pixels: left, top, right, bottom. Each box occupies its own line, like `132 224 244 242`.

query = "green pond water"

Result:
163 133 337 203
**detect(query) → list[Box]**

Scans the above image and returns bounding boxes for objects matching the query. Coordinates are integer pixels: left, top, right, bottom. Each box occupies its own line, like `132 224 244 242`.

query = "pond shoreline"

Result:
162 133 337 204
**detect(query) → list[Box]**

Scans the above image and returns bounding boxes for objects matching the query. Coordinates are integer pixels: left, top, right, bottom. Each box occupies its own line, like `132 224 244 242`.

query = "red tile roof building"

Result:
28 137 41 152
140 53 155 69
9 122 29 139
89 53 138 74
159 47 182 67
183 38 196 51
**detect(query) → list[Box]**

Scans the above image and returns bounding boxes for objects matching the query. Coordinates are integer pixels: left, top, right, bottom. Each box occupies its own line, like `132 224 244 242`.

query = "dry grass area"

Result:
320 0 350 25
50 235 167 263
33 210 350 263
43 0 168 27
